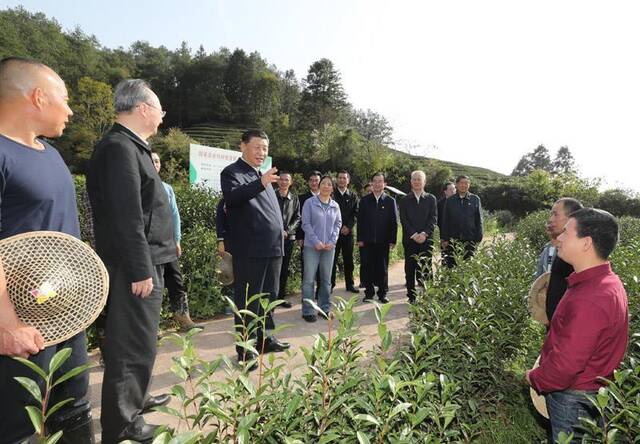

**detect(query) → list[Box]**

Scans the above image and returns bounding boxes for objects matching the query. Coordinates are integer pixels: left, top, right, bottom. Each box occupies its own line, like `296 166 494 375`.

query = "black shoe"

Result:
318 311 333 320
362 296 373 303
142 393 171 414
238 352 259 371
346 286 360 293
119 423 159 444
280 300 293 308
261 336 291 353
378 296 389 304
47 409 95 444
303 314 317 323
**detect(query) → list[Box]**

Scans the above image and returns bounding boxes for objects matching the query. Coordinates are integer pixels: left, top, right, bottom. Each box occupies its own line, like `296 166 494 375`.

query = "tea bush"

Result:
513 209 549 251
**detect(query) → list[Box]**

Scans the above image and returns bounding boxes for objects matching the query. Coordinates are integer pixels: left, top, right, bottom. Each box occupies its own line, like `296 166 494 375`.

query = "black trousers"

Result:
0 332 90 444
233 255 282 357
361 242 390 299
331 233 355 288
101 263 165 443
443 240 477 268
403 240 434 300
278 240 295 299
164 259 189 314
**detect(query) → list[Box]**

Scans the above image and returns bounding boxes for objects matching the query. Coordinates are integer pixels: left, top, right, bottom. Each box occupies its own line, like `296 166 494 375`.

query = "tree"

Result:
511 144 552 176
298 58 348 130
57 77 114 171
551 146 576 175
350 109 393 145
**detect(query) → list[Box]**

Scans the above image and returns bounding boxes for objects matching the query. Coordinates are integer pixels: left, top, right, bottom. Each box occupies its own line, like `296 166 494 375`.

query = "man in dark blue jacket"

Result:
221 130 290 368
440 175 483 268
357 172 398 303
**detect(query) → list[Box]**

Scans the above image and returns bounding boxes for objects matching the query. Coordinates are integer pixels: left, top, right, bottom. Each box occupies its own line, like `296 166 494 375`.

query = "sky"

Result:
3 0 639 191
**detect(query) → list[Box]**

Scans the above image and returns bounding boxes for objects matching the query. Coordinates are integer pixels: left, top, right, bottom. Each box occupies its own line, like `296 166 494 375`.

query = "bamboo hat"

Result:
530 355 549 419
218 251 234 286
528 272 550 325
0 231 109 346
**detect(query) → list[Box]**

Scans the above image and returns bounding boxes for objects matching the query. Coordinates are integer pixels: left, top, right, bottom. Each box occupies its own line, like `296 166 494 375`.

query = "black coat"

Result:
220 158 284 257
332 188 359 231
295 191 315 241
276 190 300 240
440 193 483 242
86 123 176 282
437 197 446 231
357 193 398 245
399 192 437 243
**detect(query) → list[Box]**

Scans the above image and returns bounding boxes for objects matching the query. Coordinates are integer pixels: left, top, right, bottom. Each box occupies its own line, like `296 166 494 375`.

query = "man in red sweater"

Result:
526 208 628 441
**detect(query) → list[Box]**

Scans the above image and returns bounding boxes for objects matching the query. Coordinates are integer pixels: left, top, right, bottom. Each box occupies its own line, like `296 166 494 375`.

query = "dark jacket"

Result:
220 158 284 257
399 192 437 243
440 192 483 242
437 197 446 231
276 190 300 240
332 188 359 232
86 123 176 282
546 255 573 322
357 192 398 245
296 191 316 241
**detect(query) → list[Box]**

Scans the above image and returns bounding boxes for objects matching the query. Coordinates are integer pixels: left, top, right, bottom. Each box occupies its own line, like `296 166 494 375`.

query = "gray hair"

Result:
113 79 154 113
411 170 426 181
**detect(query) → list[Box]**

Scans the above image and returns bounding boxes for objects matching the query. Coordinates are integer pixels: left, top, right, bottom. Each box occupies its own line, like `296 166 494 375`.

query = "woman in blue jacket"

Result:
301 175 342 322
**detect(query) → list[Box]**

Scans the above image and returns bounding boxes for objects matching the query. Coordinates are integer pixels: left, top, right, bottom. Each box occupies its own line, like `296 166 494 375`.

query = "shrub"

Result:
514 210 549 252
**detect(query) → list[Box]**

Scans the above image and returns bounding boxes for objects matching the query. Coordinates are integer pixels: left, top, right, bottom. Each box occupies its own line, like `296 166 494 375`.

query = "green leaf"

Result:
389 402 411 419
356 431 371 444
24 406 43 434
152 431 172 444
12 357 47 380
49 348 72 375
45 430 64 444
52 364 89 388
45 398 74 421
168 431 200 444
14 376 42 404
354 414 381 426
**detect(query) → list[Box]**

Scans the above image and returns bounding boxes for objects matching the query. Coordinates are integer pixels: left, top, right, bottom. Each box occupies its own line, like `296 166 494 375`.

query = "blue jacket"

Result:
302 195 342 248
162 182 181 242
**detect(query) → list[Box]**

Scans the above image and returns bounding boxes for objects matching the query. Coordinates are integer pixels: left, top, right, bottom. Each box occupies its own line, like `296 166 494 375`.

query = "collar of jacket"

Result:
310 195 335 207
278 190 293 200
111 123 150 151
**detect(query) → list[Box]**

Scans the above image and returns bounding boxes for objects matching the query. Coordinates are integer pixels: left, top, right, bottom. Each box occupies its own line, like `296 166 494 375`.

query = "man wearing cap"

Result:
526 208 628 441
87 79 174 443
221 130 290 370
0 57 94 443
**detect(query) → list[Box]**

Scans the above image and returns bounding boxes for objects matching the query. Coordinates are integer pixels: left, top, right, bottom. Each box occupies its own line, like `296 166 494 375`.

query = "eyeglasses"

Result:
138 102 166 117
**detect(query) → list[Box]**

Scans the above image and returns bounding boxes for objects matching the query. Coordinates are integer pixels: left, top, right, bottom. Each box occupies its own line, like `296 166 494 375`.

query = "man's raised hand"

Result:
261 167 279 188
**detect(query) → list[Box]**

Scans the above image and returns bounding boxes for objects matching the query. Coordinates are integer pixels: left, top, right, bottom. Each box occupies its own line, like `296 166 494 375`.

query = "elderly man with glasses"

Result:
87 79 174 444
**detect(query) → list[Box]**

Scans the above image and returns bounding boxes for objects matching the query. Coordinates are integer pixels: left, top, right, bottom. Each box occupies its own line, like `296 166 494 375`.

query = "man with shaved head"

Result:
0 57 94 443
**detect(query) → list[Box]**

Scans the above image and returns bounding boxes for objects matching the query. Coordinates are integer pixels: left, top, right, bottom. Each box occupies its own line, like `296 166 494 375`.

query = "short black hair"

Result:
278 170 292 177
241 129 269 144
337 170 350 177
571 208 619 260
557 197 583 216
455 175 470 183
308 170 322 180
320 174 336 188
371 171 386 181
442 181 455 191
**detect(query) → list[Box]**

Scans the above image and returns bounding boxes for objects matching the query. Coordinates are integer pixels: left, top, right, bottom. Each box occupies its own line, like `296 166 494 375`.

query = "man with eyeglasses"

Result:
87 79 174 444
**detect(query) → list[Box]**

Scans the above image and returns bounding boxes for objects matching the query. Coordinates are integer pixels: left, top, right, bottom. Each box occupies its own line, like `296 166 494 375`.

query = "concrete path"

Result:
87 261 410 440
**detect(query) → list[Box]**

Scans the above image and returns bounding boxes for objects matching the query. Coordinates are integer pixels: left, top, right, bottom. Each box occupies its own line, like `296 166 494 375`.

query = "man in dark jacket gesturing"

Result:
357 172 397 303
87 79 174 444
221 130 290 369
440 175 483 268
399 171 437 302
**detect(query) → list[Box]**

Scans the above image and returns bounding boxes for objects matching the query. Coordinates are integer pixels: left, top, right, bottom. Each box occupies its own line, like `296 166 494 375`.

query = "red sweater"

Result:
530 263 628 393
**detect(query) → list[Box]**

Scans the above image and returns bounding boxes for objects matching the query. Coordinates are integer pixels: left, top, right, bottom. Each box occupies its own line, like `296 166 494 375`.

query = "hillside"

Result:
184 122 506 183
